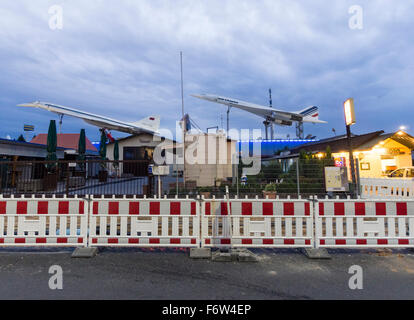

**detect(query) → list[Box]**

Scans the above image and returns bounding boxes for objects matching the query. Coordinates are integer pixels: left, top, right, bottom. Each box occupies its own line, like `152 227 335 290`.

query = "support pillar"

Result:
296 122 304 139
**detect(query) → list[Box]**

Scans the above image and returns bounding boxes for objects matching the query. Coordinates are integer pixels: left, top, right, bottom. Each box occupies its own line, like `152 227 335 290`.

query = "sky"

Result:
0 0 413 142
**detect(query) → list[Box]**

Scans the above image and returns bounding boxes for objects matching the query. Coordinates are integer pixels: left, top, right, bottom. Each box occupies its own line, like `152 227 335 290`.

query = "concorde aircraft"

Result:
191 94 327 126
17 101 160 135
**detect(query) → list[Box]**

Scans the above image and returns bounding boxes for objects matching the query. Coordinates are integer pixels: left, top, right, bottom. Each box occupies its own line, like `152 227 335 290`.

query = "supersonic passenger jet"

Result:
191 94 327 127
17 101 160 135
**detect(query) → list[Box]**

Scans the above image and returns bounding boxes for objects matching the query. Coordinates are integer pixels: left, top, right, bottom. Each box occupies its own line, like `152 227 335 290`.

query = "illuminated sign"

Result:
344 98 356 126
334 157 346 167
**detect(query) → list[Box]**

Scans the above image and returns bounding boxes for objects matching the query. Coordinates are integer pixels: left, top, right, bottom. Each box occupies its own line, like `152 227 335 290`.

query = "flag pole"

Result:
180 51 186 189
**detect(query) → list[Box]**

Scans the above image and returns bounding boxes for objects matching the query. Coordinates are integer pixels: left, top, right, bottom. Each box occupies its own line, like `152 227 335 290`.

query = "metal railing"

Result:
0 159 151 196
0 158 361 199
171 158 360 199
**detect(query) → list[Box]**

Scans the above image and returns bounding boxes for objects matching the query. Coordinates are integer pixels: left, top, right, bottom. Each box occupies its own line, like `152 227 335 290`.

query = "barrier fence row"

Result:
0 195 413 250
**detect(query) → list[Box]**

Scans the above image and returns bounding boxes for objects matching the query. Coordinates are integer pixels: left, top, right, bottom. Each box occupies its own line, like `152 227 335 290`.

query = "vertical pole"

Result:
313 196 319 249
296 158 300 197
346 124 357 198
175 163 178 196
158 175 161 199
236 167 239 197
58 114 63 134
65 168 69 196
180 52 186 189
296 122 304 139
226 106 230 139
264 122 268 140
224 185 231 252
355 158 361 198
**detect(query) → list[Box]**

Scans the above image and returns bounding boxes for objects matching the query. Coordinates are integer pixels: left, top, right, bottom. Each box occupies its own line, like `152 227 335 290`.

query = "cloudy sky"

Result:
0 0 413 142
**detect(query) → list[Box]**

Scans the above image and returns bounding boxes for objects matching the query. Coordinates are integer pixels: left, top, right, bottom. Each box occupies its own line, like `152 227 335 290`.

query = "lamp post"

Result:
344 98 357 198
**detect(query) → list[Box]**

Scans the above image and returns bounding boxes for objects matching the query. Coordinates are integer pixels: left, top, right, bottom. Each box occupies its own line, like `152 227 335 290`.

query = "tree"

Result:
17 134 26 142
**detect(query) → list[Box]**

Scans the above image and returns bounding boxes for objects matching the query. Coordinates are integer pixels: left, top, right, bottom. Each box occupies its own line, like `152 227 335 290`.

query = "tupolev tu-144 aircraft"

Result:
17 101 160 136
191 94 327 127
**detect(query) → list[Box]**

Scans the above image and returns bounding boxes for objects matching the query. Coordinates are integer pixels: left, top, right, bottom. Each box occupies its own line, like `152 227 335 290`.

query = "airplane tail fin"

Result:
298 106 327 123
132 115 160 132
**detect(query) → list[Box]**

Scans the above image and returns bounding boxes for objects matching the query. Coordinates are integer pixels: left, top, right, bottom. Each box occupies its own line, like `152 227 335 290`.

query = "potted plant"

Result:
263 183 277 199
198 186 212 199
43 120 58 191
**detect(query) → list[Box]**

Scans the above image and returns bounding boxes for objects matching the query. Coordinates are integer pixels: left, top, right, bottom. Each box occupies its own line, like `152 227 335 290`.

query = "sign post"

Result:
343 98 357 198
149 165 170 198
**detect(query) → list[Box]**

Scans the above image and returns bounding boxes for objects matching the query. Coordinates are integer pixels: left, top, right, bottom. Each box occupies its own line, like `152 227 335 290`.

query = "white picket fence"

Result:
0 194 413 250
360 178 414 199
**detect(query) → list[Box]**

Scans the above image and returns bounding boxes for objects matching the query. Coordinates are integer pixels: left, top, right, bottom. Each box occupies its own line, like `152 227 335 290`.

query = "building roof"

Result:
290 131 385 154
30 134 98 153
388 131 414 149
0 138 65 158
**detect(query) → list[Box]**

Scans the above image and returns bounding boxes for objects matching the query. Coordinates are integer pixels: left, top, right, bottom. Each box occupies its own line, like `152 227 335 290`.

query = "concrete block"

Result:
210 249 259 262
237 250 259 262
71 247 98 258
303 248 331 259
189 248 211 259
211 251 233 262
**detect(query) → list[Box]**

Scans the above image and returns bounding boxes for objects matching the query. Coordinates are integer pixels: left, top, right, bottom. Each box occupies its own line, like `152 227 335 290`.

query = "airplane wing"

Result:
17 101 160 134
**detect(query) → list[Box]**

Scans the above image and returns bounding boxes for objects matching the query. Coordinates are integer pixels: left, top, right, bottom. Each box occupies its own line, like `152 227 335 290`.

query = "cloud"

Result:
0 0 413 141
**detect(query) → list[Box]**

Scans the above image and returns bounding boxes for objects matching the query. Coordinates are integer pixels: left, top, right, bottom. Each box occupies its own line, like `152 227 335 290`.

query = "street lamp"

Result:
343 98 357 198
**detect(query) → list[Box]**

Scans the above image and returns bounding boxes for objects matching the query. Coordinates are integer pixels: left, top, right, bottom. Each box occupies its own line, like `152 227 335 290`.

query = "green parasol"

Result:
77 129 86 171
45 120 57 172
99 130 107 171
114 140 119 162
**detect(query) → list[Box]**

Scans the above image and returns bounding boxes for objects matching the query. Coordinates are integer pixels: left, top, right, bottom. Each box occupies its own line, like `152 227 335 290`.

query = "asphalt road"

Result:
0 247 413 300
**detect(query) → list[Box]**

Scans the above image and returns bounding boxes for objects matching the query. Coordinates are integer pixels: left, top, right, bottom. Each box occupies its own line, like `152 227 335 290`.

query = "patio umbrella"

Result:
77 129 86 159
99 130 107 160
113 139 119 176
77 129 86 171
114 140 119 162
45 120 57 171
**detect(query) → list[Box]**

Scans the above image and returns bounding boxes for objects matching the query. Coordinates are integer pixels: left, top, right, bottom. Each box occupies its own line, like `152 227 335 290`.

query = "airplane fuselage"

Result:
191 94 327 126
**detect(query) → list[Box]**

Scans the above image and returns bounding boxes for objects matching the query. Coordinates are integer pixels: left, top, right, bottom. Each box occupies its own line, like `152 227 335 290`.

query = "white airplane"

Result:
17 101 160 135
191 94 327 126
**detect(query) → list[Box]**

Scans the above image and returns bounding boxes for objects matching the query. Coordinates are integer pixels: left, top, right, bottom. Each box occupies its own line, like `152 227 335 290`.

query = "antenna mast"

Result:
180 51 186 188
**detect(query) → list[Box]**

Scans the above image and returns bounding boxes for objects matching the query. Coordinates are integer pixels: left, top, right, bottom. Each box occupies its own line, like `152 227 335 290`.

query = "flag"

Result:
180 114 191 131
24 124 35 131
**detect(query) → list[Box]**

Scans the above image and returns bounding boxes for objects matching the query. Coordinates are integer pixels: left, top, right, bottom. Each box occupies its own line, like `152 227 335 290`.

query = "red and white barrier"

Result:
0 195 88 246
89 195 200 247
315 198 414 248
360 178 414 199
1 193 413 251
201 197 313 248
